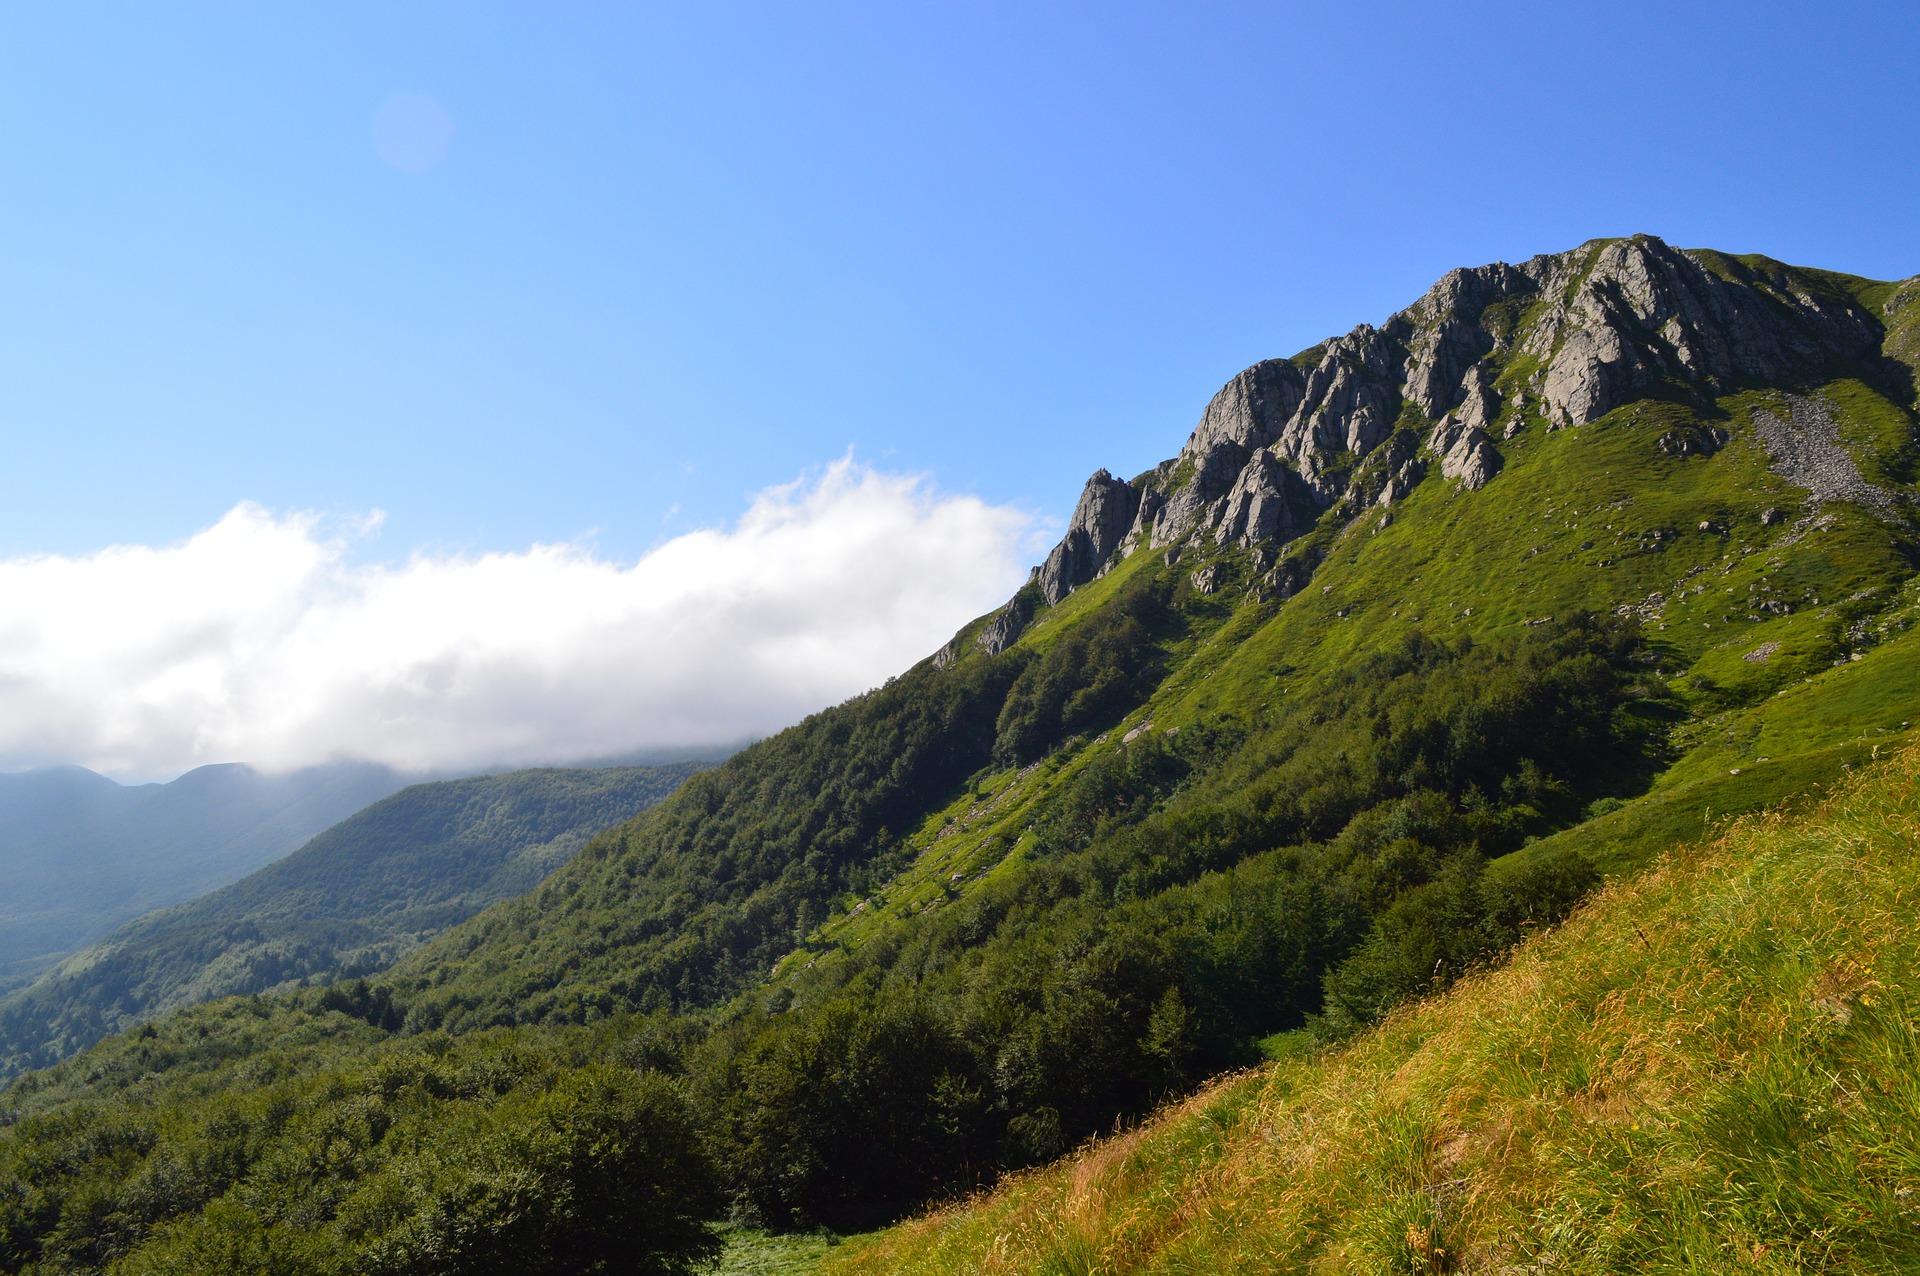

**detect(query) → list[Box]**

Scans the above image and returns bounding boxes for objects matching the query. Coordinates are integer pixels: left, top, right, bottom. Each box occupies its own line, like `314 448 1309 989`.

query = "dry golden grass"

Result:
824 751 1920 1274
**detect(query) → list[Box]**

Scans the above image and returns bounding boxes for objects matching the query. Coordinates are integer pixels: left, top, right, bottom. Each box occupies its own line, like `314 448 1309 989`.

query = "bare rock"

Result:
1399 266 1535 417
1254 549 1321 603
1150 471 1232 549
1115 473 1171 560
1270 325 1404 478
1521 237 1882 429
1357 429 1425 505
1751 394 1903 519
1149 362 1309 549
1657 426 1730 457
1039 469 1141 604
975 583 1037 655
1213 449 1325 547
1425 412 1493 486
1182 359 1308 457
977 236 1896 654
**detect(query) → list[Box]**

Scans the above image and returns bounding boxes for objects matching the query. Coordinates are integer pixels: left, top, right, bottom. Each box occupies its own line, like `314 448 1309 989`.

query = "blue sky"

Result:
0 2 1914 777
0 1 1913 561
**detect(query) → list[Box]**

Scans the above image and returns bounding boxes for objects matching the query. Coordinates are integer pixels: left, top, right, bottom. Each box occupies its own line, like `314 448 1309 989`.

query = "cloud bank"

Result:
0 461 1038 778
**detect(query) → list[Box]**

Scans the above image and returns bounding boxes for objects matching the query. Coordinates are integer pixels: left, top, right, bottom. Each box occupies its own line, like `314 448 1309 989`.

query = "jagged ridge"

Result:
975 235 1897 652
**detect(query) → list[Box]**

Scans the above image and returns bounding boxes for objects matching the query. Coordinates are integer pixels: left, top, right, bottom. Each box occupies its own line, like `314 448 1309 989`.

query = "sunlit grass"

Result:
713 1226 849 1275
826 748 1920 1274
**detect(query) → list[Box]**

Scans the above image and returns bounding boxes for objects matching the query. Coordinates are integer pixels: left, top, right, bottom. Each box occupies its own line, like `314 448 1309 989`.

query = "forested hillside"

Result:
0 764 704 1079
1 236 1915 1274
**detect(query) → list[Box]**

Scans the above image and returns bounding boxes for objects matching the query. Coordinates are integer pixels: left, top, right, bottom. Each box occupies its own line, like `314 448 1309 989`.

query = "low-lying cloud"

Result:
0 460 1039 779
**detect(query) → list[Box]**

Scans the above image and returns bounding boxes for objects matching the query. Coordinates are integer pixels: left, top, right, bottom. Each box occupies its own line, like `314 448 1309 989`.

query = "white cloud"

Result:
0 460 1040 778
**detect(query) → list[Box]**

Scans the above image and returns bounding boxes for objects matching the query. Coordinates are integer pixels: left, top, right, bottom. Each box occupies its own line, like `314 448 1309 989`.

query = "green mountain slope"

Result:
826 744 1920 1274
1 236 1916 1272
0 764 704 1079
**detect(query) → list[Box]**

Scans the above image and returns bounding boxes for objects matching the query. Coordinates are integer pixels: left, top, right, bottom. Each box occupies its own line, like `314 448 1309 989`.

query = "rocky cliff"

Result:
971 235 1906 651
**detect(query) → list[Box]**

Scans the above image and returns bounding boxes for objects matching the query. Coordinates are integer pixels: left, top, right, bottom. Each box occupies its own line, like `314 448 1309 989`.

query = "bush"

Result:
364 1067 722 1276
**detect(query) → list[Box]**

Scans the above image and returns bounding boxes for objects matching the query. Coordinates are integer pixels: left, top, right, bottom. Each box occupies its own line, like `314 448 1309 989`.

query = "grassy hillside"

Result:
826 746 1920 1274
0 764 704 1079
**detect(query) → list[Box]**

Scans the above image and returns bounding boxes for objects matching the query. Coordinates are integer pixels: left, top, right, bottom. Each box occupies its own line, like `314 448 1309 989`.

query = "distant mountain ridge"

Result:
0 762 707 1077
0 760 413 991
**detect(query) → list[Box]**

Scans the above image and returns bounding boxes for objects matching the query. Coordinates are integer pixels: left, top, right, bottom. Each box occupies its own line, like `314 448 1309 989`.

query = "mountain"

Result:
0 235 1915 1273
0 763 706 1078
0 760 411 991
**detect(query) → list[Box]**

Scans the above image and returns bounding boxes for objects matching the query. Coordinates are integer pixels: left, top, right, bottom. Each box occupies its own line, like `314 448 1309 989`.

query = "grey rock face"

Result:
1151 362 1308 549
1430 411 1500 489
1399 265 1535 419
1520 237 1881 429
1038 470 1140 605
976 573 1040 655
1656 426 1730 458
1271 326 1404 484
1426 363 1503 489
976 597 1031 656
1253 549 1321 603
1116 478 1170 561
1357 430 1425 506
1183 359 1308 458
1214 449 1325 547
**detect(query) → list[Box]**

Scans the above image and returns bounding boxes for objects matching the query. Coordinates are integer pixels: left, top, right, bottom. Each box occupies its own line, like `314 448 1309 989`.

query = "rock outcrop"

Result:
1522 240 1880 429
974 572 1040 656
1213 449 1323 547
1038 470 1139 605
944 235 1898 653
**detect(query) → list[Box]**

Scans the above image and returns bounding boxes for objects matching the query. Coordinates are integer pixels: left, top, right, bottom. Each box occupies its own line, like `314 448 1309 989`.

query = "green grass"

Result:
713 1227 851 1275
825 746 1920 1274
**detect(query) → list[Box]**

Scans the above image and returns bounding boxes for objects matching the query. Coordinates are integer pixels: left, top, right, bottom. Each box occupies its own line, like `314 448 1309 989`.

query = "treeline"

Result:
0 604 1663 1270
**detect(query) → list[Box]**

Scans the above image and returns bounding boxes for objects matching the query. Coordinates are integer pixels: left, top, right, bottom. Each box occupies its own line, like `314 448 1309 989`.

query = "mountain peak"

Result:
986 236 1907 630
